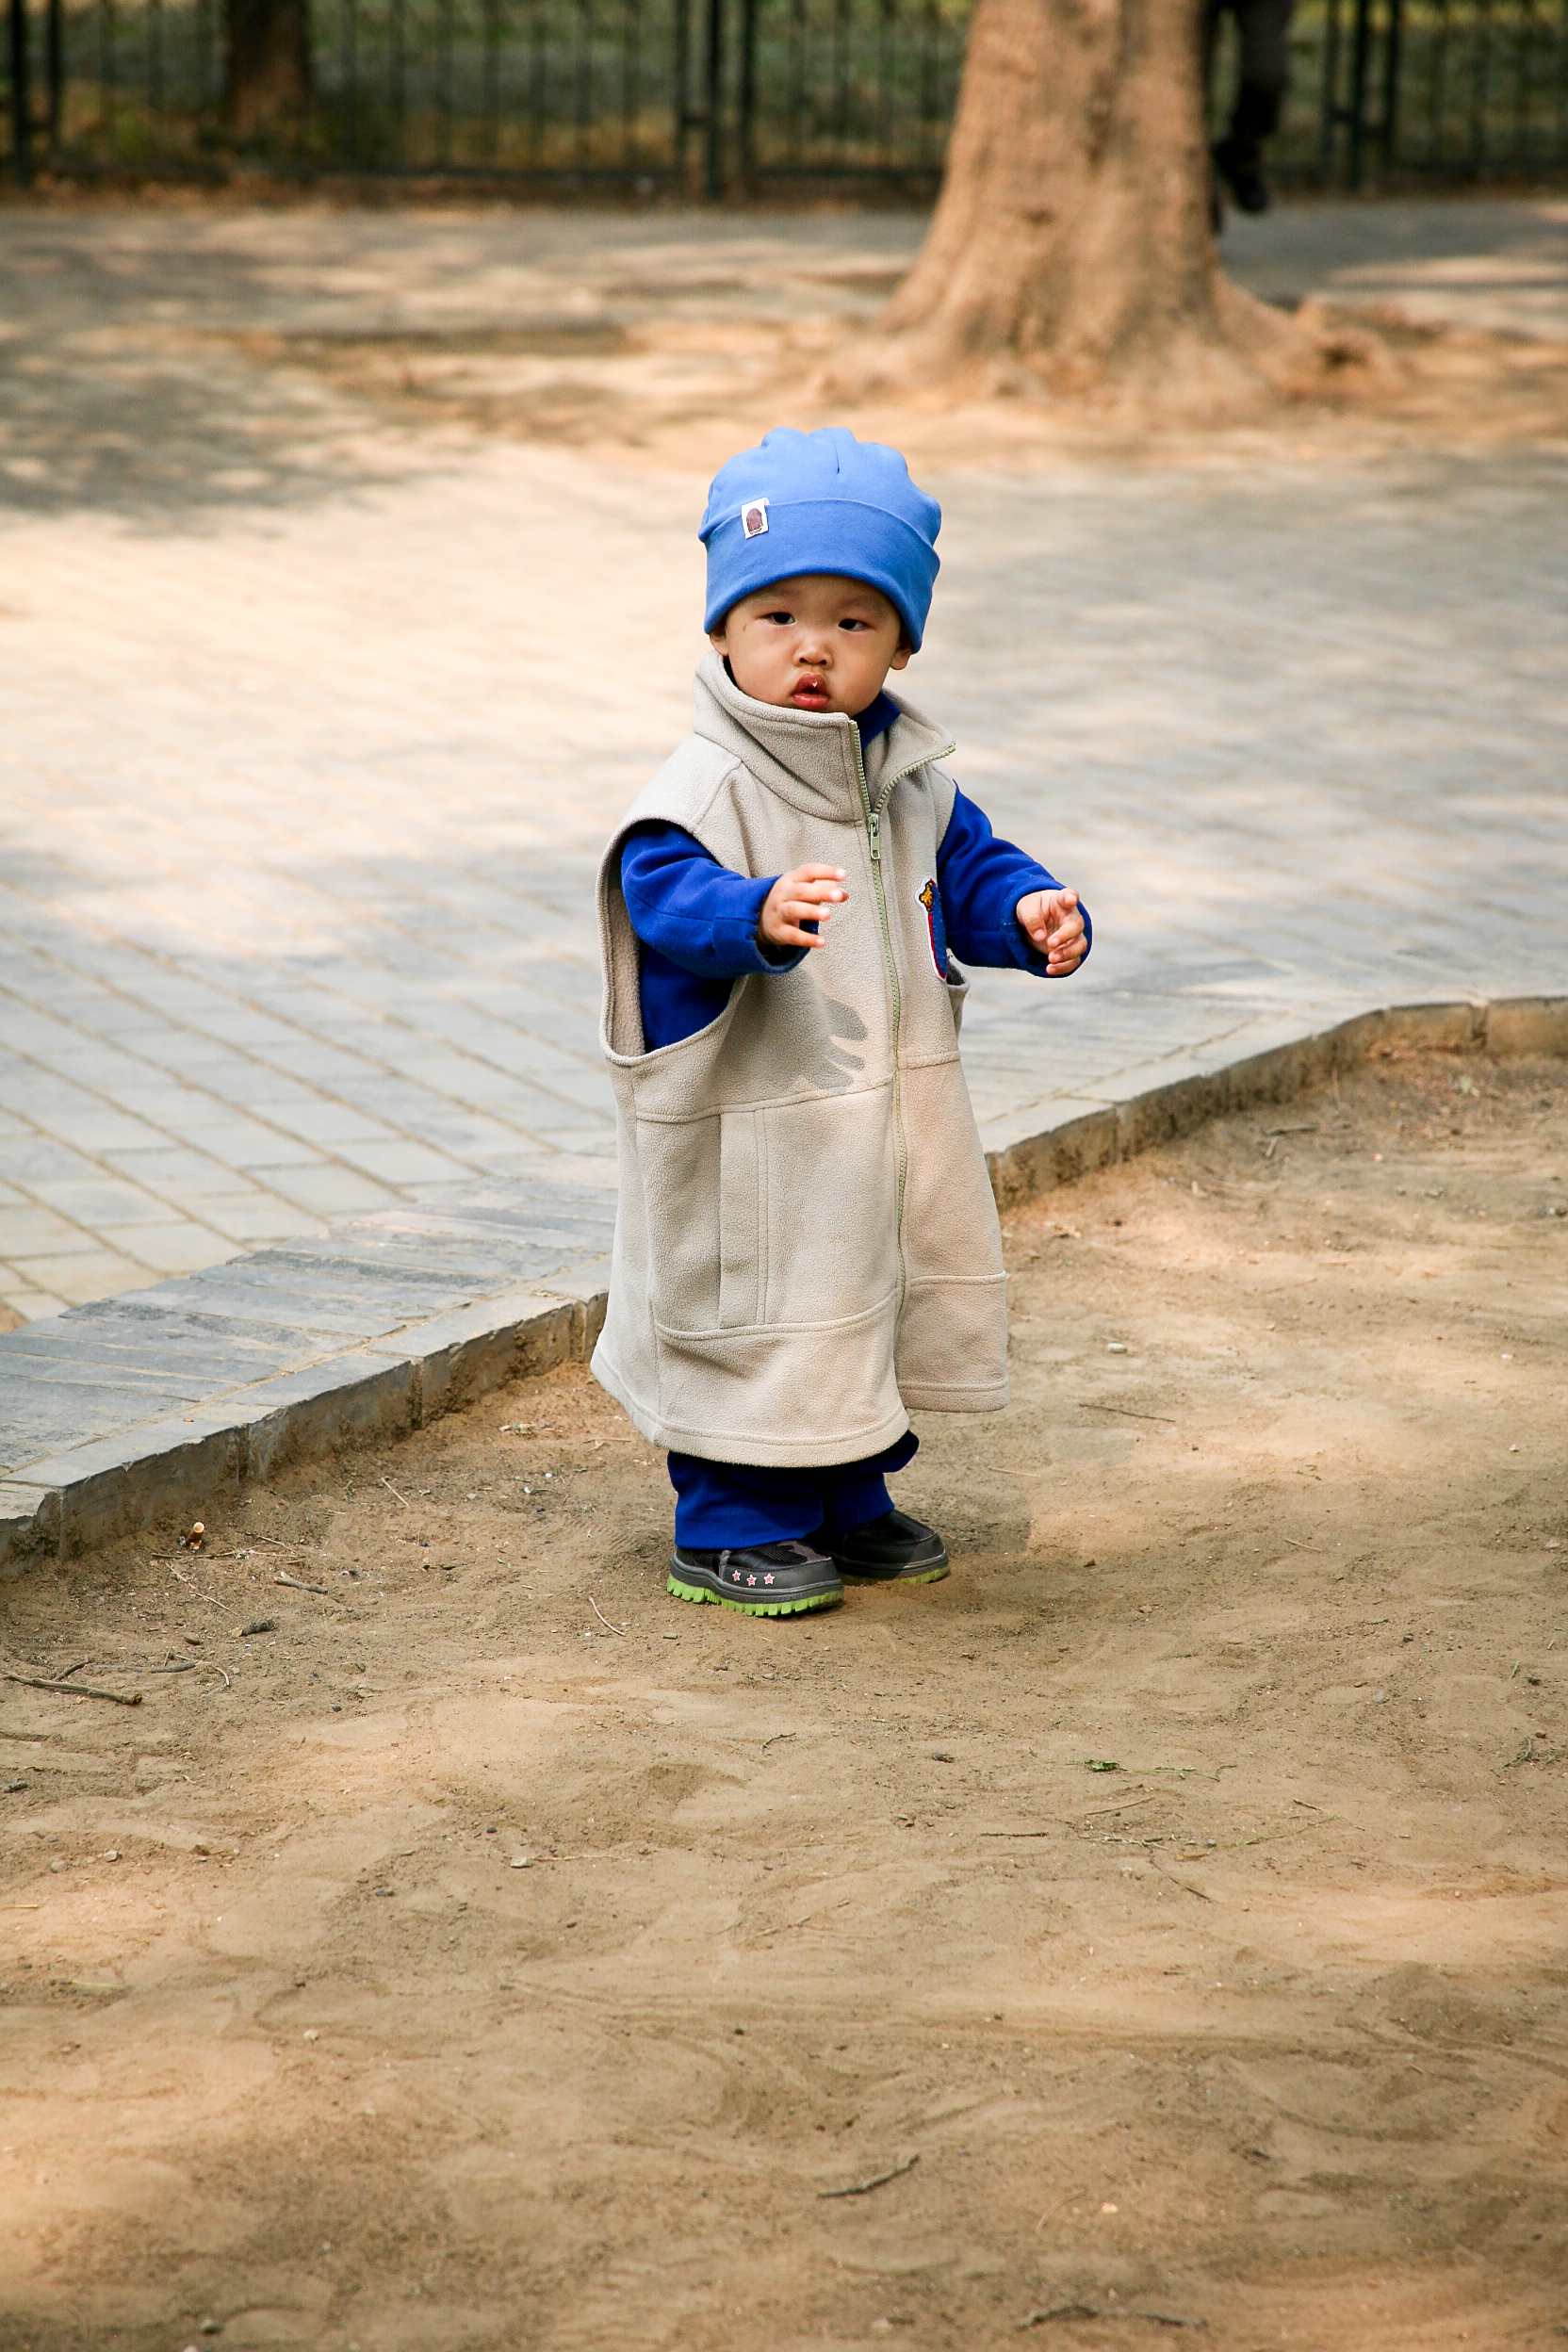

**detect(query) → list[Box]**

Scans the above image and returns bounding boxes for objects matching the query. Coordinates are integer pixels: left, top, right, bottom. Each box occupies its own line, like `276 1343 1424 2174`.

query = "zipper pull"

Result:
869 808 882 861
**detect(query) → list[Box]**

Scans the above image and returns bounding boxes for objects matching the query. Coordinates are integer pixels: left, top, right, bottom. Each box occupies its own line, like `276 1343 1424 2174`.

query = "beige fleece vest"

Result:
590 651 1007 1466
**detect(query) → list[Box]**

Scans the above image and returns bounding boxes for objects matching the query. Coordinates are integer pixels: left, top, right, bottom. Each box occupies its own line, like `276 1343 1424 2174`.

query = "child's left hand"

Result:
1016 888 1087 976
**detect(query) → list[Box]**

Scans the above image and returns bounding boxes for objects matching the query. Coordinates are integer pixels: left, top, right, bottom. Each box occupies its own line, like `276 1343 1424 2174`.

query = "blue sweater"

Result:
620 693 1090 1050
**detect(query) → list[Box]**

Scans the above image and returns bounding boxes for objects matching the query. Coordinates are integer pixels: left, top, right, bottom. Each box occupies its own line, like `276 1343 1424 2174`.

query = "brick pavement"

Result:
1 197 1566 1337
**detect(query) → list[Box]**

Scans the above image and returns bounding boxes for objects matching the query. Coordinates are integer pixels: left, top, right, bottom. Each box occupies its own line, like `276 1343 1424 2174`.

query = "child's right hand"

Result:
759 865 848 952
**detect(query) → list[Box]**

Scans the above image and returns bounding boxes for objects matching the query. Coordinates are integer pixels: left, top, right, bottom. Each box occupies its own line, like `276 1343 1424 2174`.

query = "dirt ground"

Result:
264 300 1568 477
2 1044 1566 2352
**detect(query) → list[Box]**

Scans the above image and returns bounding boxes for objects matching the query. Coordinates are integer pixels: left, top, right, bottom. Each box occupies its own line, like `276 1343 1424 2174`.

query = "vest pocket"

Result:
718 1108 762 1329
760 1084 898 1328
637 1113 722 1333
945 956 970 1037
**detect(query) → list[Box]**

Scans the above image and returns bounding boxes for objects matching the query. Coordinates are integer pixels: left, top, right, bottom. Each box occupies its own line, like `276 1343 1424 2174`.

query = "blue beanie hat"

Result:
700 427 941 653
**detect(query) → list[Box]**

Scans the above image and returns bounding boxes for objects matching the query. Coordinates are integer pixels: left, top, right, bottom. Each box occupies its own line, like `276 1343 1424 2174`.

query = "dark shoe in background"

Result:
831 1510 950 1585
1213 134 1272 214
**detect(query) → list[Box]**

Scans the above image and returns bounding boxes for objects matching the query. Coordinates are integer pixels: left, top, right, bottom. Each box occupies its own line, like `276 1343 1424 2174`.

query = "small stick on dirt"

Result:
146 1659 196 1674
1020 2306 1206 2330
1144 1848 1213 1902
2 1672 142 1707
1075 1401 1177 1424
588 1595 626 1636
818 2153 919 2199
381 1475 413 1510
761 1730 797 1752
1078 1790 1160 1822
276 1571 330 1596
56 1659 90 1680
168 1566 225 1609
204 1665 232 1690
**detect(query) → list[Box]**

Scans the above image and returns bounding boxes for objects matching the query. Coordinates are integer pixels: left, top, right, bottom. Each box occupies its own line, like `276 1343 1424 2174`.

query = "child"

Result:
592 428 1088 1615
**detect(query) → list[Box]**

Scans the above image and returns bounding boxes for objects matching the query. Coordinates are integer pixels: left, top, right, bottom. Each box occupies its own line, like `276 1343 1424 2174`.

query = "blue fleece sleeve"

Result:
936 788 1092 976
620 823 808 979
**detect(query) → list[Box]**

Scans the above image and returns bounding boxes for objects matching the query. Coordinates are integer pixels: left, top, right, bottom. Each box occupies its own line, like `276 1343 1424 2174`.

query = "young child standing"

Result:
592 428 1089 1615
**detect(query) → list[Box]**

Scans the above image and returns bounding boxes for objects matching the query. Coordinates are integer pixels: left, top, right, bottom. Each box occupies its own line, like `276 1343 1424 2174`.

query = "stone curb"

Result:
3 992 1562 1572
987 992 1568 1212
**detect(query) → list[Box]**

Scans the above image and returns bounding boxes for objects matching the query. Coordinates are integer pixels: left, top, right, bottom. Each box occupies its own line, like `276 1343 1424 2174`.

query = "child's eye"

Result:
837 618 869 632
762 610 794 626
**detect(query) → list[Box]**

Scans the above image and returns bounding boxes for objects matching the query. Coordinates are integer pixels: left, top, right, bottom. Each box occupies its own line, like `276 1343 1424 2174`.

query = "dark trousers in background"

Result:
1206 0 1295 161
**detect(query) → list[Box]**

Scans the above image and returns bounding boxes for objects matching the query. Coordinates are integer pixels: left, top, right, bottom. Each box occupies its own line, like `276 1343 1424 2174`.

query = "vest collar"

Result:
691 649 954 823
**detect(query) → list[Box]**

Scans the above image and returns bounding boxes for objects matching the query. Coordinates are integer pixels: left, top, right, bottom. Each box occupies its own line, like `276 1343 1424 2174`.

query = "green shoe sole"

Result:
666 1571 842 1617
835 1555 950 1586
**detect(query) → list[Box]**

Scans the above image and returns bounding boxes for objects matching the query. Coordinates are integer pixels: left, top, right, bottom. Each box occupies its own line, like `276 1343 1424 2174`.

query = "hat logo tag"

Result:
740 498 770 539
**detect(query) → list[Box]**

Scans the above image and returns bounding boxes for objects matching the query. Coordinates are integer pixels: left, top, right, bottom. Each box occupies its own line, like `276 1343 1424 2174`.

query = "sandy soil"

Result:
268 303 1568 474
2 1044 1566 2352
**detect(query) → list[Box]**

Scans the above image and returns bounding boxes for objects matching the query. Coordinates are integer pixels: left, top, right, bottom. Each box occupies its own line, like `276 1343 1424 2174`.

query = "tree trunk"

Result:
825 0 1327 413
224 0 310 134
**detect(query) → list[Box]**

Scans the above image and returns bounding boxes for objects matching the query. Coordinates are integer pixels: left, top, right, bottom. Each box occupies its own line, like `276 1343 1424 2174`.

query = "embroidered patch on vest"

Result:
741 498 770 539
918 876 948 978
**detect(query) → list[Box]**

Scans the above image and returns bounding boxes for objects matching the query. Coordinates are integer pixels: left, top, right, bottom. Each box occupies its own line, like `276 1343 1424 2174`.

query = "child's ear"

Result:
889 634 912 673
709 625 729 654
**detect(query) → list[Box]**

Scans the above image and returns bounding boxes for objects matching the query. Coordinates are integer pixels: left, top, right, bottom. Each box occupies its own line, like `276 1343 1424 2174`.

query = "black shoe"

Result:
1213 136 1271 214
669 1539 844 1615
830 1510 949 1585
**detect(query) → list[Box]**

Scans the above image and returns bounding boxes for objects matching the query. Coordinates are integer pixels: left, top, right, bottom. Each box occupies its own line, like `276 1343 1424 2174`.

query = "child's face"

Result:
710 573 910 718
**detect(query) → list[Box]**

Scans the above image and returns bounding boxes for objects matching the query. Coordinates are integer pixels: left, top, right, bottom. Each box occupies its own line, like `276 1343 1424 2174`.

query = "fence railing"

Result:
6 0 1567 187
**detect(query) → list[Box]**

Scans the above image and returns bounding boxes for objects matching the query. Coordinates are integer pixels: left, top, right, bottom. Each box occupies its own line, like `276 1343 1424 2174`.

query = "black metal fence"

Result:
5 0 1567 188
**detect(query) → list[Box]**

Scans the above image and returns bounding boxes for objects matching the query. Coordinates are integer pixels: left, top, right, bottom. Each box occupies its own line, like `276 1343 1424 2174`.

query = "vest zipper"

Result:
855 733 909 1310
842 718 956 1316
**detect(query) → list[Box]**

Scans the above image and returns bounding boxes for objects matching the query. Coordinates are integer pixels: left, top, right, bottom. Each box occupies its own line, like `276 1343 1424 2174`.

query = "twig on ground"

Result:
818 2153 919 2199
146 1660 196 1674
57 1660 89 1680
168 1566 225 1609
588 1595 626 1636
276 1571 330 1595
1075 1401 1177 1424
1078 1790 1160 1822
1144 1847 1213 1902
381 1475 413 1510
204 1665 232 1690
762 1730 797 1752
2 1672 142 1707
1020 2305 1206 2330
1034 2186 1078 2233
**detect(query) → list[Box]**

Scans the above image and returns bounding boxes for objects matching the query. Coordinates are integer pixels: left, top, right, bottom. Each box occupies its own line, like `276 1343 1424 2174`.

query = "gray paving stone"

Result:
0 199 1564 1533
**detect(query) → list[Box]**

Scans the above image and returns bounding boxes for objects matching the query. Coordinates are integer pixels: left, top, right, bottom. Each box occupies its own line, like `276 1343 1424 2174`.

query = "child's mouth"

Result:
791 678 830 710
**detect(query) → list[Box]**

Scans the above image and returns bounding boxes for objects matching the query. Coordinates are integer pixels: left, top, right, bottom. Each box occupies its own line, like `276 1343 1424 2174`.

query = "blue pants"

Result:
668 1432 919 1550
